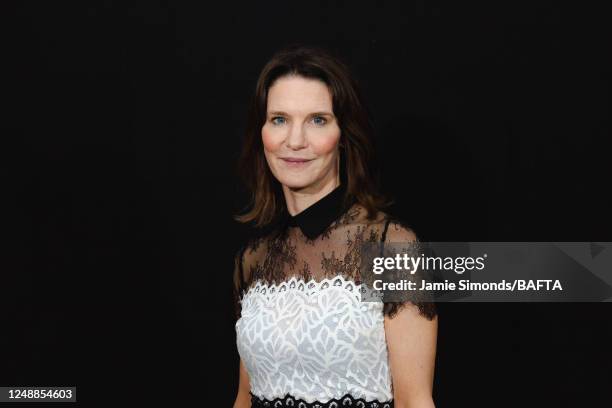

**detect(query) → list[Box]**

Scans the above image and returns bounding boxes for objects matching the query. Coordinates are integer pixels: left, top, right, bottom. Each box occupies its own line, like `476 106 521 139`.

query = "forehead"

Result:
267 75 333 113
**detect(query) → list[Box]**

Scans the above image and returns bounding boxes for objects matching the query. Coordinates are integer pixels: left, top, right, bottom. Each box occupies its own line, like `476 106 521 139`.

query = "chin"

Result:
275 175 316 190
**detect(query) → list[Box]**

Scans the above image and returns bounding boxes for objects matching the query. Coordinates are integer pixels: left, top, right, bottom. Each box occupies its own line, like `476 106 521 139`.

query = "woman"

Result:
232 44 438 408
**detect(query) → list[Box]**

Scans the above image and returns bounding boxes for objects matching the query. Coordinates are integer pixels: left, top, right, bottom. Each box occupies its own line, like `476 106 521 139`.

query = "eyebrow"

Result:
268 110 334 117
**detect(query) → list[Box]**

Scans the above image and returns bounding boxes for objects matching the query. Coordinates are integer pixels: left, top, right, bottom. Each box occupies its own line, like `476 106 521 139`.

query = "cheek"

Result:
261 125 281 153
311 129 341 155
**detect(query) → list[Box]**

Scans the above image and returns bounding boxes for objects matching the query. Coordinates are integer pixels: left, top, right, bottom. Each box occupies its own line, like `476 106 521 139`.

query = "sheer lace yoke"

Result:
244 203 385 287
233 194 437 320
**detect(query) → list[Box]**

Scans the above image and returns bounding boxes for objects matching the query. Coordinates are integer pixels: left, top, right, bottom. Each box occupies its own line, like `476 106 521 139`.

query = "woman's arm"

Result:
384 304 438 408
233 244 253 407
382 221 438 408
233 358 252 408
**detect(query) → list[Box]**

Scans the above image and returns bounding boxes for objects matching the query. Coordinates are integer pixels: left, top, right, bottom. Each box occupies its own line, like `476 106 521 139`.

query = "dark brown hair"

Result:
235 44 390 227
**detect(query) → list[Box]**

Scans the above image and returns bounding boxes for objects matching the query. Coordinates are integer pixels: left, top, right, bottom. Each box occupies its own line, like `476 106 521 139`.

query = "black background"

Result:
4 1 611 407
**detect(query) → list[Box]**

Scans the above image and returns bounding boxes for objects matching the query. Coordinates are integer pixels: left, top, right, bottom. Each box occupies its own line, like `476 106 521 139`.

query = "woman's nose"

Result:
285 124 307 149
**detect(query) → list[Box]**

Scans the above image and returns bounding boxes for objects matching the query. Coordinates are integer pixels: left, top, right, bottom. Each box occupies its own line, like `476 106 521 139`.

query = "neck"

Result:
283 174 340 216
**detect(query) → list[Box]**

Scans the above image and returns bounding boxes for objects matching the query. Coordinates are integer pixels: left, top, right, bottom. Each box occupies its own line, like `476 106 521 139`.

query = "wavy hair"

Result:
235 44 390 227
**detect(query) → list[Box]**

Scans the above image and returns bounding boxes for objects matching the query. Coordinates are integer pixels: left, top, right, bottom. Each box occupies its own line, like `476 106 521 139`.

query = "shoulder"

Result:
234 225 281 270
364 208 419 243
382 217 418 243
233 234 265 292
340 204 419 243
235 235 263 266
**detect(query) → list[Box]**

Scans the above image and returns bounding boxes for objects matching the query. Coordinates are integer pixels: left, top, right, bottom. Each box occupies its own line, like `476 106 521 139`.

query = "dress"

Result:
233 184 436 407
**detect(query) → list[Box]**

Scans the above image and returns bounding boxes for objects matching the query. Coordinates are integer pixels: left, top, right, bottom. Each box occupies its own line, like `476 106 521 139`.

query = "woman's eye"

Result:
312 116 327 126
271 117 286 125
270 116 326 126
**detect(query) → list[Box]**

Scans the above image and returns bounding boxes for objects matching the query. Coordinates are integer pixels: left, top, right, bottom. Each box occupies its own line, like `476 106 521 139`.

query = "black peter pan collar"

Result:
285 183 352 240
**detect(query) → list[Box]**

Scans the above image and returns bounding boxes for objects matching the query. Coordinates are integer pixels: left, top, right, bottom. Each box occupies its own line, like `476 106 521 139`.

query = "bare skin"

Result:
261 74 341 215
382 226 438 408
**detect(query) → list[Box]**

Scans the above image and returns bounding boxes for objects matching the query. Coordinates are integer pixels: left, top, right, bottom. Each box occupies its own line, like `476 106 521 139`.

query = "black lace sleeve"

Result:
380 217 438 321
232 244 247 321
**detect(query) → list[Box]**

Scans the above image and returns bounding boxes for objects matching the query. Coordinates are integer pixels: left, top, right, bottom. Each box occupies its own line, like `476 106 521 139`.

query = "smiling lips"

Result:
280 157 313 167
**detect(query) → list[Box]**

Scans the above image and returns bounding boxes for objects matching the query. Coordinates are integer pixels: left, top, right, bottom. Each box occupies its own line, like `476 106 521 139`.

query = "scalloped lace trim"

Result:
250 391 394 408
239 275 369 302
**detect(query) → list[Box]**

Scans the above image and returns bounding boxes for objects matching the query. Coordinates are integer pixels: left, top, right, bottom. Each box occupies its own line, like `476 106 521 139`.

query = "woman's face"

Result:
262 75 341 193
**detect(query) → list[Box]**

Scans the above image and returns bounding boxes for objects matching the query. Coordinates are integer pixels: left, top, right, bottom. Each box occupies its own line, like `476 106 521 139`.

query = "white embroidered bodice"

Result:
236 275 393 404
232 188 436 407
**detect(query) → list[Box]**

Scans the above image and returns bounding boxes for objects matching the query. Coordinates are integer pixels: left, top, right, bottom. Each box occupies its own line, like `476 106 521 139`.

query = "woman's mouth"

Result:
280 157 313 167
